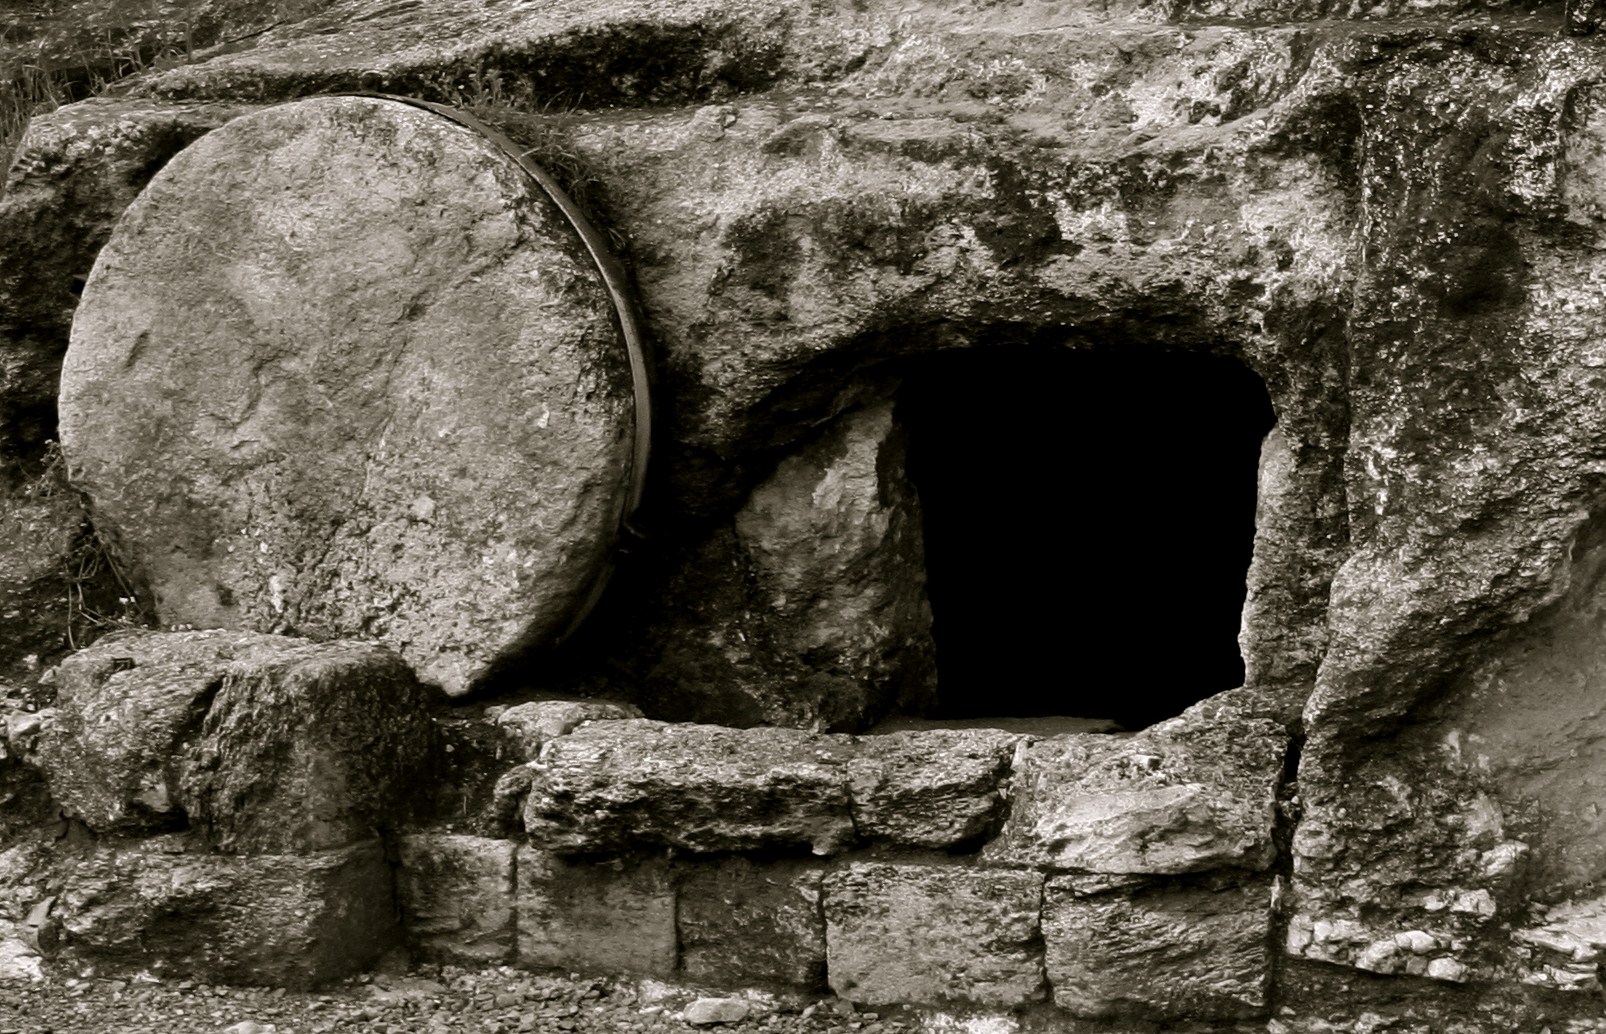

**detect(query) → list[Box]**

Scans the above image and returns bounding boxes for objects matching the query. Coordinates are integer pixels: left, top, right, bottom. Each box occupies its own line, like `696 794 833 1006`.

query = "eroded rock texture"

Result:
984 703 1285 874
34 630 433 852
57 95 635 696
12 0 1606 1026
638 400 935 731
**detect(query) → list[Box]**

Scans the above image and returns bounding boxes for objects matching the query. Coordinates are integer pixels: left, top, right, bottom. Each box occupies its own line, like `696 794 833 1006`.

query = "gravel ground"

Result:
0 967 927 1034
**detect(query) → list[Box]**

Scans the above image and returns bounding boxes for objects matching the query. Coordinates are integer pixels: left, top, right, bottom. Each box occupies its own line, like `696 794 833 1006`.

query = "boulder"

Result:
395 834 515 966
638 400 935 731
34 629 433 850
522 719 855 856
48 836 396 988
34 630 293 832
58 94 636 696
515 848 676 978
678 856 826 990
983 709 1286 874
179 637 435 852
822 862 1045 1008
1043 875 1273 1020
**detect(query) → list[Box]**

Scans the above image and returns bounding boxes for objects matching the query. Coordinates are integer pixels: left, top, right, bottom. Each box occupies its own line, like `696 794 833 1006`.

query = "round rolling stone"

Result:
58 95 635 696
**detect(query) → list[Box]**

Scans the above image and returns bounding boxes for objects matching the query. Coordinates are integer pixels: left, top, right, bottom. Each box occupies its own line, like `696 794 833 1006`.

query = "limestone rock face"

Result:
983 710 1286 874
1043 876 1273 1020
522 720 854 856
822 862 1045 1007
34 629 433 851
639 401 935 731
48 837 396 988
58 94 636 695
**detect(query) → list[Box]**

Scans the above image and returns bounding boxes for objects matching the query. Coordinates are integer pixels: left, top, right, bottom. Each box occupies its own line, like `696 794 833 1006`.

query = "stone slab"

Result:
58 94 635 696
522 720 854 855
396 834 515 966
823 862 1045 1007
180 637 434 853
1043 876 1272 1020
845 728 1021 848
515 848 677 978
51 837 396 988
679 856 826 990
983 710 1286 874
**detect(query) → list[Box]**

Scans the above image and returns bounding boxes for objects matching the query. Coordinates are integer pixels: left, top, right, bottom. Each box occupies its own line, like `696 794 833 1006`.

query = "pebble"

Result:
685 997 752 1025
0 968 923 1034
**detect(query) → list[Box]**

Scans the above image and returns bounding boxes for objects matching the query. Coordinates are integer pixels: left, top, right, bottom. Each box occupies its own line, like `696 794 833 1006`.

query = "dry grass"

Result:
9 441 149 650
0 0 321 175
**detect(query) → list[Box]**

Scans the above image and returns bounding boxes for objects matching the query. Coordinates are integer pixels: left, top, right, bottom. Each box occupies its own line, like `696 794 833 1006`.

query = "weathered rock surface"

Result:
47 836 396 987
1511 893 1606 992
679 857 826 990
35 630 293 832
19 0 1606 1026
638 401 935 731
823 862 1045 1007
0 98 251 462
1043 876 1272 1020
523 720 855 856
57 94 636 696
983 710 1286 874
34 629 433 851
845 729 1021 848
185 639 434 852
515 849 676 978
491 699 643 761
395 834 515 966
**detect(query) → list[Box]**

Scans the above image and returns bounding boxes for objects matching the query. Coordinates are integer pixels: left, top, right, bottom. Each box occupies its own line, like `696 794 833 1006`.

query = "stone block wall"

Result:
391 692 1290 1026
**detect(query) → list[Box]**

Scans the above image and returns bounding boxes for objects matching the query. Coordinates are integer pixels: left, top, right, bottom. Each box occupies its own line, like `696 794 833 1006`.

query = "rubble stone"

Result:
983 710 1286 874
522 720 854 856
845 728 1021 848
49 836 395 988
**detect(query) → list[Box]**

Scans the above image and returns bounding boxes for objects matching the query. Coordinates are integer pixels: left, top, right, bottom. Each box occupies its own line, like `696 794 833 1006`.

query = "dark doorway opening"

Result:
900 344 1276 730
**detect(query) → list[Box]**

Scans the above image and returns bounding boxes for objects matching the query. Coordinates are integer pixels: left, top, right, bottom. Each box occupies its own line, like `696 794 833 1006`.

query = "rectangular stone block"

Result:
823 862 1045 1007
982 708 1286 874
1043 875 1272 1020
53 836 396 988
845 729 1021 848
516 847 677 977
396 833 515 965
524 720 854 856
679 856 826 990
